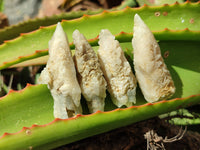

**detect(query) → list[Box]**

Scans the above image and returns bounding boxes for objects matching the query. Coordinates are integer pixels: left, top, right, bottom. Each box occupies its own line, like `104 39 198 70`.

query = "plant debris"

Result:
55 117 200 150
144 127 187 150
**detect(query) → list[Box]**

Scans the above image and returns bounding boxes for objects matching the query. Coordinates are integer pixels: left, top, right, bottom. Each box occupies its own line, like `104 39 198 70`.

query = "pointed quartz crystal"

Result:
132 14 175 103
73 29 107 113
98 29 137 107
38 22 82 119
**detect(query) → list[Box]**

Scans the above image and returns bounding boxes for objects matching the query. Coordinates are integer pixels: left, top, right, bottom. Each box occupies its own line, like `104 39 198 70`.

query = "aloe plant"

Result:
1 1 200 69
0 1 200 149
0 9 103 44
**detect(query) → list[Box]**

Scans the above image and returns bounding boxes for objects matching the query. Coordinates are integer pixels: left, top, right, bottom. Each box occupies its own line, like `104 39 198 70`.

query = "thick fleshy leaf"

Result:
0 83 199 149
0 1 200 149
0 9 103 44
0 2 200 69
0 38 200 148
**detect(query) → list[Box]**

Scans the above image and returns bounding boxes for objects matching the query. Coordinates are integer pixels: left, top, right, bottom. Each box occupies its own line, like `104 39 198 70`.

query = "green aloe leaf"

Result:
0 85 199 149
0 1 200 70
0 0 3 12
0 1 200 149
0 38 200 149
0 9 103 44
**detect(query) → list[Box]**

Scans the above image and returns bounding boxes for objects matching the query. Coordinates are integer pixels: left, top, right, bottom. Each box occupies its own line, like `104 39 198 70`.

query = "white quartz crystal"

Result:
98 29 137 107
73 29 107 113
38 22 82 119
132 14 175 103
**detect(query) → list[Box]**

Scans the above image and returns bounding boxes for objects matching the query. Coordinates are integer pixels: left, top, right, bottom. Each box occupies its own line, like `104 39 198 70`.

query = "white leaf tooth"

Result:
98 29 137 108
132 14 175 103
73 29 107 113
38 22 82 119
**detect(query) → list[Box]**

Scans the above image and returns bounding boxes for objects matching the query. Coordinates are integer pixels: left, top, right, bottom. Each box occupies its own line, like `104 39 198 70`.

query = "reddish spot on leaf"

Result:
154 12 160 17
189 18 194 24
164 51 169 58
26 129 32 136
163 11 168 16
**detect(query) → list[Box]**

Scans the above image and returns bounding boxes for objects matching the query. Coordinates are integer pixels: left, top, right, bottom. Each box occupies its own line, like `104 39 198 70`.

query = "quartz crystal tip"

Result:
132 14 175 103
73 29 107 113
98 29 137 107
39 22 82 119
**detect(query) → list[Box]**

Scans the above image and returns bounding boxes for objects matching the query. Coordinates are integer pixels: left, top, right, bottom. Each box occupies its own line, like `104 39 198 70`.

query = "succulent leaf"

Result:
0 1 200 149
0 84 199 149
0 9 103 44
0 38 200 148
0 1 200 69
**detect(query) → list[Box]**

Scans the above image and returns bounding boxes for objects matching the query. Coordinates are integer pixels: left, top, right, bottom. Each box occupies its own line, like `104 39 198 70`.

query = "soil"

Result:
0 12 8 28
55 117 200 150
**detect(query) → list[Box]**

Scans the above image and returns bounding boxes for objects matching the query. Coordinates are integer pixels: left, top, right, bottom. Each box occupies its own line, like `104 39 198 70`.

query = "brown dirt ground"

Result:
55 117 200 150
